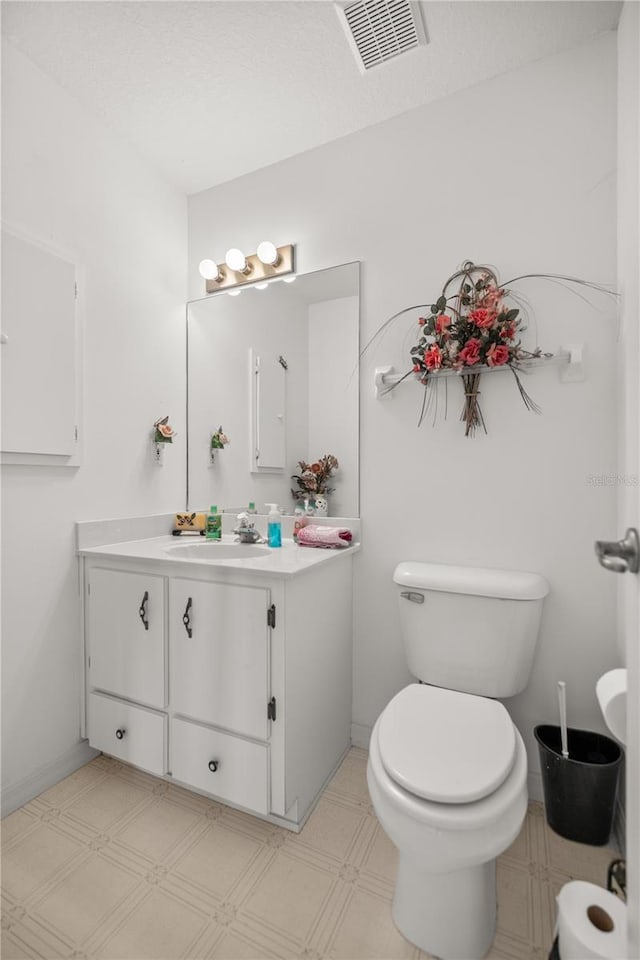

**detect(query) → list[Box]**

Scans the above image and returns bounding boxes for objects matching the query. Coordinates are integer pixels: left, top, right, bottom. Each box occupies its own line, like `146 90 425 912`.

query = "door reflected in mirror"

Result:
187 262 359 517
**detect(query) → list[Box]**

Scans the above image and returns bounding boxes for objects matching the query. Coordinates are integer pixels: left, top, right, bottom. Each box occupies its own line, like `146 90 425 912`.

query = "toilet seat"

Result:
377 684 516 804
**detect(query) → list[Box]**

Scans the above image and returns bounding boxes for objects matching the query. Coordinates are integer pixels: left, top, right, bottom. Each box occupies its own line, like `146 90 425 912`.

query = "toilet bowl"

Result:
367 561 549 960
367 683 528 959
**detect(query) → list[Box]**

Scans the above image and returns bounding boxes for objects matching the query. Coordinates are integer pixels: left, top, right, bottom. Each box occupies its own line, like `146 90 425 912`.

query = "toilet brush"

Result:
558 681 569 759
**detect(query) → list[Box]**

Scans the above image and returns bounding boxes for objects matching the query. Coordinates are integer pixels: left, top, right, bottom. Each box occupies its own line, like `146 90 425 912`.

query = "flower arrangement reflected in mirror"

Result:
291 454 339 508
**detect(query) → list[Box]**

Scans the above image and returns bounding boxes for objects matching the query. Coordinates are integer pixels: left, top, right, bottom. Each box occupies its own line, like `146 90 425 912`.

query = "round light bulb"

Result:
255 282 269 290
228 288 242 297
225 248 247 272
283 275 297 283
199 259 220 280
257 241 279 266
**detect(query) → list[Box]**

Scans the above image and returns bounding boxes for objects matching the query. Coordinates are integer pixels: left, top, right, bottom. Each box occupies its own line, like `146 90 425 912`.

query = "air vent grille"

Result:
340 0 424 71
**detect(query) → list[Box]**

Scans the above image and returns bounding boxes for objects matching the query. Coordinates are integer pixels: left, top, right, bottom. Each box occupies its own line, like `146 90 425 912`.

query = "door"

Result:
88 568 166 709
170 578 271 740
615 9 640 951
599 11 640 950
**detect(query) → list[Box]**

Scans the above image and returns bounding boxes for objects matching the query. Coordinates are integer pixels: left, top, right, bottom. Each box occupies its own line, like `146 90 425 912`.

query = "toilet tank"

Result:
393 561 549 698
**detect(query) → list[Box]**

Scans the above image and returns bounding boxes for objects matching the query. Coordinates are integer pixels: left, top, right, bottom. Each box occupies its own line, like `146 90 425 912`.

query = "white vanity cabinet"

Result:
81 545 354 831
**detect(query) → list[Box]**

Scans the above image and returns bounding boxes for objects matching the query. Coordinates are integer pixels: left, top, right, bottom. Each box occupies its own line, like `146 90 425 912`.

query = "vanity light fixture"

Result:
198 259 224 282
199 243 296 294
257 240 280 267
225 248 250 274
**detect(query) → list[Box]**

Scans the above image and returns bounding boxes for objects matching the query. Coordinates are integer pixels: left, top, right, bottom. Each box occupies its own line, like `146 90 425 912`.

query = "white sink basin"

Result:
167 542 271 561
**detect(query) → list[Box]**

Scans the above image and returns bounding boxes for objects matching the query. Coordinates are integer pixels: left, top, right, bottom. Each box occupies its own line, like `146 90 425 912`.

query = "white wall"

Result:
617 0 640 949
189 33 620 789
1 40 187 812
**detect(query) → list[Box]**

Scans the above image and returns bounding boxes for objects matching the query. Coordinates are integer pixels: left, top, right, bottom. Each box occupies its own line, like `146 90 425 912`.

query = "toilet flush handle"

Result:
400 591 424 604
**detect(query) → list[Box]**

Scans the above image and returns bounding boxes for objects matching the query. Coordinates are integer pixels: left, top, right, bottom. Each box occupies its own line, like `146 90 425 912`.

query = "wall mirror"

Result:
187 261 359 516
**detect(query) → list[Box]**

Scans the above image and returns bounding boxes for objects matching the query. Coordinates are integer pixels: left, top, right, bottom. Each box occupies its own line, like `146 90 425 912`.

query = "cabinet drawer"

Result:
89 692 167 776
171 717 268 815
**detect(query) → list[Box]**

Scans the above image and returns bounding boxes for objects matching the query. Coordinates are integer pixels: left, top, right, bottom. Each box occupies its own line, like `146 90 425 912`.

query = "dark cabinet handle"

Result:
182 597 193 638
115 728 125 740
208 760 219 772
138 591 149 631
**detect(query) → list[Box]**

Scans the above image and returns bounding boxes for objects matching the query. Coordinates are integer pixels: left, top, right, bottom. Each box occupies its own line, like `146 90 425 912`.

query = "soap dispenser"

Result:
206 505 222 540
266 503 282 548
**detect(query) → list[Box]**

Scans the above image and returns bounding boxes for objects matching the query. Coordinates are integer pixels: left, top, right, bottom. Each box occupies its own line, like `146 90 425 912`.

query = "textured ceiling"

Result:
2 1 622 196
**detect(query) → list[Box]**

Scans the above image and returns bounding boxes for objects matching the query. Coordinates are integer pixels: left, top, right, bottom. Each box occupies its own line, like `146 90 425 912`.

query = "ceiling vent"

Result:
336 0 427 73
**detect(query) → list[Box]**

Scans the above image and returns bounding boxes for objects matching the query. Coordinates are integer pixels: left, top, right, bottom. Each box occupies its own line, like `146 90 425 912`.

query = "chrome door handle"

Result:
595 527 640 573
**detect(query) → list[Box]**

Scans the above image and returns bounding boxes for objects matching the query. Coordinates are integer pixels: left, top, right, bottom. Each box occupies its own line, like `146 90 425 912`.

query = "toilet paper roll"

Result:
556 881 627 959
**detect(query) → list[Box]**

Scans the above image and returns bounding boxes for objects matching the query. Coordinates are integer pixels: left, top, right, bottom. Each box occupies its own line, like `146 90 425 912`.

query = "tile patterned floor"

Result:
1 748 617 960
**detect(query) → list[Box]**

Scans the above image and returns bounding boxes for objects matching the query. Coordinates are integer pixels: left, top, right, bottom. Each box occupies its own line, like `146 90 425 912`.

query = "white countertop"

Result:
79 534 359 579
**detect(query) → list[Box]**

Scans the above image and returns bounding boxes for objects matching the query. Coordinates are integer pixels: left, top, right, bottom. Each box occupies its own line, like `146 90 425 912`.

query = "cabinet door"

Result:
88 568 165 709
170 579 270 740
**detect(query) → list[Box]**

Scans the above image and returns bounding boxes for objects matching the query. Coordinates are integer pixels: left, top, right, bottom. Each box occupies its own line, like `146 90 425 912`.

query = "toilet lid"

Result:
378 684 516 804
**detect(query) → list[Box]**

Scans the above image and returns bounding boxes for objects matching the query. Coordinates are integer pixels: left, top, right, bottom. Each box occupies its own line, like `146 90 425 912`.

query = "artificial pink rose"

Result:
487 343 510 367
499 322 516 341
424 345 443 370
458 338 481 366
469 308 497 329
435 314 451 335
479 285 504 309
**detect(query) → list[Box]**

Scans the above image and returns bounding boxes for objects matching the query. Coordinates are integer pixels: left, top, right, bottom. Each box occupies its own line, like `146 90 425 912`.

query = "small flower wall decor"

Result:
210 426 230 462
153 416 177 443
211 426 230 450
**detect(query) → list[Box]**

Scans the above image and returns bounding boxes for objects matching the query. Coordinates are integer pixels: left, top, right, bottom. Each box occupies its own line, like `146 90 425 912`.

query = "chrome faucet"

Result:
233 512 266 544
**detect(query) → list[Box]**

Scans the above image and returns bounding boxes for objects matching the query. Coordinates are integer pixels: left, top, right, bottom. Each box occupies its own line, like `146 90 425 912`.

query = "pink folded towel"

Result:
297 524 353 549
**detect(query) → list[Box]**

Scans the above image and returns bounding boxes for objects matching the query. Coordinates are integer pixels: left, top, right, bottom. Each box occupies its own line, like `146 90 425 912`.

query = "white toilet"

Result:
367 561 549 960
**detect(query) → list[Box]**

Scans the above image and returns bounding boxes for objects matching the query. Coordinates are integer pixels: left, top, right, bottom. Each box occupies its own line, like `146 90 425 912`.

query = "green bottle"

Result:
206 505 221 540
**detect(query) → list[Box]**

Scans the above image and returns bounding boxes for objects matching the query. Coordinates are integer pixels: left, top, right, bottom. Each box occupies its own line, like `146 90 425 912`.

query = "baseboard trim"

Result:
351 722 372 750
1 740 98 818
